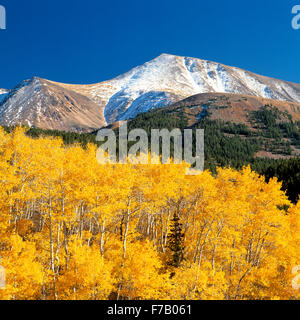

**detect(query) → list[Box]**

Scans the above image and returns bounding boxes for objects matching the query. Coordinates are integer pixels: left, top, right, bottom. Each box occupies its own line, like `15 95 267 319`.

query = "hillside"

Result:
109 93 300 160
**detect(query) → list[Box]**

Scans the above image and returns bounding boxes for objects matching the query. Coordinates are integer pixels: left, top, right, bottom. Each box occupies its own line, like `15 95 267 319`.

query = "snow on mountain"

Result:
1 54 300 131
0 78 106 132
55 54 300 124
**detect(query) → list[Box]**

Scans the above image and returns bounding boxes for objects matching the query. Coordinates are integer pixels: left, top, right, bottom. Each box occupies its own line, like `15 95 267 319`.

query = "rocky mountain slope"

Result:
1 54 300 132
169 92 300 125
0 78 106 132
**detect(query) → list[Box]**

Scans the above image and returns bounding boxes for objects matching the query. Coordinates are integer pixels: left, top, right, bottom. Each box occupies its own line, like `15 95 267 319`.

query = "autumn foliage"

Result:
0 127 299 300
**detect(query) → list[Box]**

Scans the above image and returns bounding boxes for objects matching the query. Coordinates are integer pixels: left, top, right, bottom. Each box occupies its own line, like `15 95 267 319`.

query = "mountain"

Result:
169 93 300 158
105 93 300 171
169 92 300 125
1 54 300 132
0 78 106 132
57 54 300 124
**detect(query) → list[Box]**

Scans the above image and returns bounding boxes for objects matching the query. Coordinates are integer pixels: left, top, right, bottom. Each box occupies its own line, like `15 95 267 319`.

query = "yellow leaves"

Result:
56 240 113 300
164 262 227 300
113 240 166 300
0 235 43 300
0 128 298 300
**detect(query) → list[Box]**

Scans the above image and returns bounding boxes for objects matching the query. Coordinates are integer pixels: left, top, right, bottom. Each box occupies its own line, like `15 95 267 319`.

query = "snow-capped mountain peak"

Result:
1 54 300 131
55 54 300 124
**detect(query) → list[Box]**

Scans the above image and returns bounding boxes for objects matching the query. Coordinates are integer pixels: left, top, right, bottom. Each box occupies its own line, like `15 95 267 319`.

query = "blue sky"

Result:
0 0 300 89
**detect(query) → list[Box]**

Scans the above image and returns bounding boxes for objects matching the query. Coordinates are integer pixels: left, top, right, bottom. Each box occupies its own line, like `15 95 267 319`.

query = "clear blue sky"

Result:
0 0 300 89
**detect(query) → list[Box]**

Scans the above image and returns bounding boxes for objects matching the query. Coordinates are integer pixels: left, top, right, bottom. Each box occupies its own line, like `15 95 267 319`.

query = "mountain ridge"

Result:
1 54 300 132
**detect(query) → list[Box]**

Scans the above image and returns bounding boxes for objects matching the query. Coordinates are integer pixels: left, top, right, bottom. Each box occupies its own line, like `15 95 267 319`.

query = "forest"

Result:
3 106 299 205
0 127 299 300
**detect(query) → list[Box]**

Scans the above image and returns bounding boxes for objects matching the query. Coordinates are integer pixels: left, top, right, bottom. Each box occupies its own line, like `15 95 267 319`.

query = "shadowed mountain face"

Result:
1 54 300 132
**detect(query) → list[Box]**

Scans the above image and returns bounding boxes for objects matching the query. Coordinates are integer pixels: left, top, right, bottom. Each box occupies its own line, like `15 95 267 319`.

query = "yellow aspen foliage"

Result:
111 240 168 300
0 235 43 300
56 239 113 300
0 127 299 300
164 262 227 300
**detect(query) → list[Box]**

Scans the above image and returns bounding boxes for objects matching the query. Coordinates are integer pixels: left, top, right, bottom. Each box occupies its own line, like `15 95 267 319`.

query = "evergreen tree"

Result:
167 211 184 269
